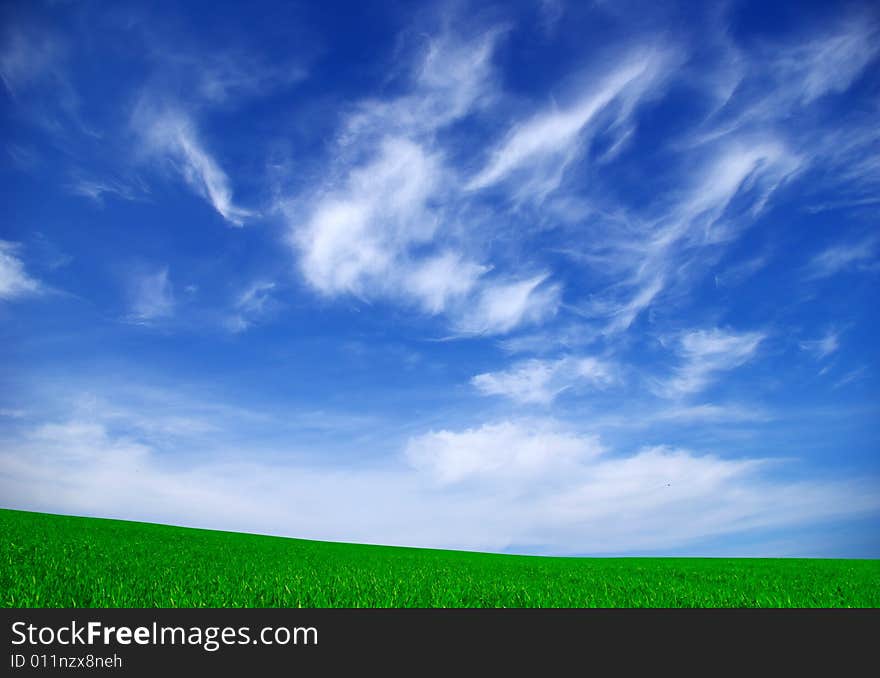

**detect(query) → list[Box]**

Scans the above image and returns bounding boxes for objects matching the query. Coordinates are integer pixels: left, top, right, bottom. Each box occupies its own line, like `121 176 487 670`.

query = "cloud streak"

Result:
656 328 765 399
133 106 253 226
799 330 840 361
805 237 879 280
0 241 42 300
472 355 616 404
225 281 277 333
467 48 672 199
126 267 174 323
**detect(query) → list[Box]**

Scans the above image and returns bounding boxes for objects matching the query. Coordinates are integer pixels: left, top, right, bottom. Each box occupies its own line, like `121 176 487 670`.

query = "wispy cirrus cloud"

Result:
804 237 879 280
472 355 616 404
125 266 174 324
132 105 254 226
404 251 489 315
178 50 307 107
693 13 879 137
122 17 313 224
225 281 277 333
0 241 42 300
832 366 868 390
467 47 675 200
799 330 840 361
340 28 500 141
655 328 765 399
455 275 561 336
65 173 148 205
578 139 801 335
767 15 879 107
546 15 877 338
714 251 771 288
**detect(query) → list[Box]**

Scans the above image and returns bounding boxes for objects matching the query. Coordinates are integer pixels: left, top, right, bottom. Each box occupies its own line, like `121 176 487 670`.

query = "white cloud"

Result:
661 141 799 252
225 281 277 333
2 3 880 561
0 241 42 299
191 52 307 106
604 275 664 334
657 328 765 399
467 49 671 198
66 176 144 205
673 141 800 242
126 267 174 323
2 410 876 555
579 139 800 335
287 30 561 336
497 324 598 356
554 16 874 340
473 355 616 404
295 137 444 297
342 29 500 142
286 30 502 322
455 275 561 335
133 106 253 226
235 281 275 315
799 330 840 361
292 135 503 320
714 252 770 287
805 237 879 280
405 252 489 315
771 18 879 106
405 420 604 484
287 23 827 341
27 420 151 465
694 15 879 137
832 366 868 390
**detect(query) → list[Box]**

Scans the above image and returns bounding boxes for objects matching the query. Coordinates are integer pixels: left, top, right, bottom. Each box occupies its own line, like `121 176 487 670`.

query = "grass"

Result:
2 508 878 607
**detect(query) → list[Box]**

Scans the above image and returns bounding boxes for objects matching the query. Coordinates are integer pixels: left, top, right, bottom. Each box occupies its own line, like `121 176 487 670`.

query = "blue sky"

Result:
1 0 878 556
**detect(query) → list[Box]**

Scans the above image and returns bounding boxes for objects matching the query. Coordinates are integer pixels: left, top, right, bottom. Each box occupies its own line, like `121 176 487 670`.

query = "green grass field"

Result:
2 508 877 607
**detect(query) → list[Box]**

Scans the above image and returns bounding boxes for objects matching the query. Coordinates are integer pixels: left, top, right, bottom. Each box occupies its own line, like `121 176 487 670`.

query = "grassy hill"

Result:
2 508 877 607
